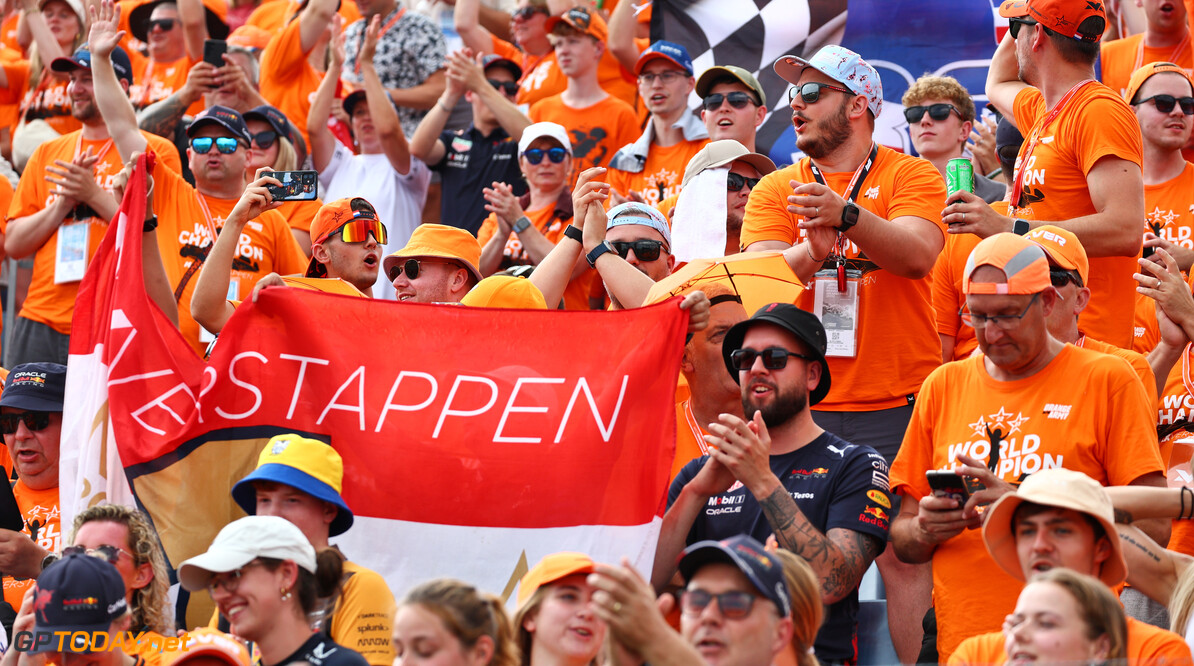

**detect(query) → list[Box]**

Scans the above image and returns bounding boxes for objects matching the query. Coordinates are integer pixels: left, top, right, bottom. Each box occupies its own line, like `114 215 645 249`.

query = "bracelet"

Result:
563 225 582 243
1184 486 1193 520
985 167 1002 179
805 243 829 263
437 100 452 113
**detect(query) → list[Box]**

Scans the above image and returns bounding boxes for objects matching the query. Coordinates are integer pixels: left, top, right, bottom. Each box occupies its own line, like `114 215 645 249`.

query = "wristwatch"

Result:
40 552 59 573
512 216 531 234
838 202 860 232
1013 218 1031 236
563 225 583 243
586 240 616 268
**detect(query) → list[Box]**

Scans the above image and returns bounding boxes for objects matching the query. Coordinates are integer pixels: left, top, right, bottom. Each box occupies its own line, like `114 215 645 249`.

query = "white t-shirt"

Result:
320 141 432 300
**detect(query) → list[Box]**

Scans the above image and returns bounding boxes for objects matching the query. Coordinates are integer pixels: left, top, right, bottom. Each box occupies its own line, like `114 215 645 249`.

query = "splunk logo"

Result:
10 631 191 654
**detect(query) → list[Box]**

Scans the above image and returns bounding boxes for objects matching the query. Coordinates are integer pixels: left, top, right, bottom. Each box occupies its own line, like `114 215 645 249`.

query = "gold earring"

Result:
281 587 292 601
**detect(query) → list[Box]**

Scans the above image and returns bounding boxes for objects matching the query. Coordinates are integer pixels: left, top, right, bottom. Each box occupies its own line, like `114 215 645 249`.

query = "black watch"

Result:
1013 218 1031 235
838 202 860 231
586 240 616 268
563 225 583 243
40 552 59 573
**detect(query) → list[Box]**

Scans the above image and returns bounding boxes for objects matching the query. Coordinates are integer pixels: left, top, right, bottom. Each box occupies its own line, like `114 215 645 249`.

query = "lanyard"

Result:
809 143 877 292
1182 342 1194 400
1009 79 1094 214
195 192 220 242
74 134 114 165
1133 33 1190 73
681 400 710 456
354 8 406 76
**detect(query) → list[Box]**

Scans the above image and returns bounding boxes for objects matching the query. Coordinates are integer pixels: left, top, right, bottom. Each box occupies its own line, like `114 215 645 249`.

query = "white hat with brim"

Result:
178 516 316 591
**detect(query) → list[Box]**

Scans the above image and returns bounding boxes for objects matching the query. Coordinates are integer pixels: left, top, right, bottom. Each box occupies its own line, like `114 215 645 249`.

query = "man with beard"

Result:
652 303 890 664
4 45 182 366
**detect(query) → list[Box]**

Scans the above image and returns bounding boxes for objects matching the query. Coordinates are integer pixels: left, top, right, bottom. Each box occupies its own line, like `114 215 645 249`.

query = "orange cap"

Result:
306 198 381 278
998 0 1105 43
963 233 1051 295
517 552 596 606
1124 61 1194 104
382 224 483 285
162 629 250 666
227 24 273 50
545 6 608 42
1026 225 1088 286
461 276 548 309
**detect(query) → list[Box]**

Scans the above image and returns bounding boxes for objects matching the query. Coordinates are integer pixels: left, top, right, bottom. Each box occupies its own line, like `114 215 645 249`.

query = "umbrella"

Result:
643 251 806 314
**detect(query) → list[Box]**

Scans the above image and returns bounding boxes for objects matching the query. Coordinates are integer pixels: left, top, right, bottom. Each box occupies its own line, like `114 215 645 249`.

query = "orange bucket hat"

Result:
383 224 483 285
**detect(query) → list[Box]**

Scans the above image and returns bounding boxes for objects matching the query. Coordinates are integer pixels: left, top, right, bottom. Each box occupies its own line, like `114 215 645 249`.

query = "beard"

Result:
71 99 97 122
741 380 807 428
796 97 851 160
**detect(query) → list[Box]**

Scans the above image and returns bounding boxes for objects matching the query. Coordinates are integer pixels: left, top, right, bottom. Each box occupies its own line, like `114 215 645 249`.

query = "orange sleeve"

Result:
945 633 1003 666
931 243 959 339
477 213 499 247
1012 87 1045 141
0 61 29 105
1102 358 1166 486
260 16 307 89
887 155 949 229
145 131 184 175
741 165 801 246
1070 93 1144 173
489 34 522 62
7 143 49 224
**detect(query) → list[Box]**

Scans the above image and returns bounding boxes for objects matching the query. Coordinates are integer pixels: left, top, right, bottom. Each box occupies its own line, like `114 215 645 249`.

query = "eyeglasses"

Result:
147 18 176 32
511 6 548 21
726 172 760 192
1008 18 1039 39
331 218 387 245
489 79 519 96
703 91 758 111
190 137 241 155
523 147 568 164
63 545 131 564
788 81 855 105
0 411 52 435
729 347 815 371
207 561 267 596
1049 268 1082 288
1134 94 1194 115
611 239 665 261
251 130 278 150
903 103 960 124
638 70 686 86
960 292 1041 329
681 589 758 619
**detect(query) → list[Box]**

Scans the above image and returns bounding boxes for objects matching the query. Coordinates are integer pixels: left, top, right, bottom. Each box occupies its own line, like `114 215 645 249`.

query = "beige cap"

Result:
982 468 1126 587
681 140 777 188
695 65 767 107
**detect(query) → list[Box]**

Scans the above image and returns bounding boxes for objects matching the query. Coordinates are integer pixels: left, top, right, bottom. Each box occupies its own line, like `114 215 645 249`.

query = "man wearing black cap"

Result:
653 303 890 664
410 50 531 235
4 44 182 366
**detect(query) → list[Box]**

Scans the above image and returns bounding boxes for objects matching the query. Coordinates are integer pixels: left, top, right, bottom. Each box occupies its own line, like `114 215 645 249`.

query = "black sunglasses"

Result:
0 411 52 435
251 130 278 150
147 18 176 32
511 6 548 21
729 347 816 371
1008 18 1039 40
1135 94 1194 115
703 91 758 111
523 147 568 164
904 103 960 124
191 136 240 155
1049 268 1083 288
611 240 665 261
788 81 854 105
726 172 760 192
389 258 455 282
489 79 519 96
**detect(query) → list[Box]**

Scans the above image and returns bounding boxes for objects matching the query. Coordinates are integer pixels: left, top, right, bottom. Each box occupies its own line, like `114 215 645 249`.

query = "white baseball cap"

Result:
178 516 317 591
518 122 572 155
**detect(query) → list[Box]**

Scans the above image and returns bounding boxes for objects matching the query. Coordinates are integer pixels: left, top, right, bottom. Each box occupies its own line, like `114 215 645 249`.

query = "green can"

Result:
947 158 974 195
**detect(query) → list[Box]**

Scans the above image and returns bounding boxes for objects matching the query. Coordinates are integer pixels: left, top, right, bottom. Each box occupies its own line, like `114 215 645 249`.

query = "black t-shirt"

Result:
261 633 370 666
668 431 892 663
433 125 526 235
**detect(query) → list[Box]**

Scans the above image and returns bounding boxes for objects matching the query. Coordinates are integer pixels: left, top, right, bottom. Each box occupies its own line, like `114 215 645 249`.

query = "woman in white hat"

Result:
179 516 369 666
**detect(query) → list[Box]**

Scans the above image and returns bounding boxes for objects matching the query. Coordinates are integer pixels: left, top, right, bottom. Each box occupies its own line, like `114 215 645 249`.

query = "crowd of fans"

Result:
0 0 1191 663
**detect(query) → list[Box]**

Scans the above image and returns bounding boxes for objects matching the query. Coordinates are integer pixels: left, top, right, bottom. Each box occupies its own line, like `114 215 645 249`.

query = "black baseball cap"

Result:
51 44 134 86
721 302 831 406
243 105 294 144
187 105 252 145
342 89 398 117
0 363 66 412
31 554 129 653
481 54 523 81
678 535 792 617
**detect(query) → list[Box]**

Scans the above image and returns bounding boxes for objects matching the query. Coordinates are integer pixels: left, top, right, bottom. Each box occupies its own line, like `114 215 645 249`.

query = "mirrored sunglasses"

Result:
190 136 240 155
523 147 568 164
331 218 387 245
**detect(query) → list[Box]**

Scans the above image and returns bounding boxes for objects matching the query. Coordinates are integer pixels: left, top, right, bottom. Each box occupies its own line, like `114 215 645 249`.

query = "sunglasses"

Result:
511 6 547 21
63 545 131 564
523 147 568 164
1135 94 1194 115
251 130 278 150
147 18 176 32
1049 268 1082 288
729 347 816 371
611 239 665 261
0 411 51 435
681 590 758 619
703 91 758 111
190 136 241 155
1008 18 1038 40
331 217 388 245
389 258 454 282
726 172 760 192
904 103 960 124
788 81 855 105
489 79 519 96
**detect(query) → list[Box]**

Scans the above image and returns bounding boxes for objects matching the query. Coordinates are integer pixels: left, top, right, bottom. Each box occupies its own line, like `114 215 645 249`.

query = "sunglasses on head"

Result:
147 18 176 31
331 217 387 245
0 411 52 435
703 91 758 111
788 81 855 105
729 346 815 371
681 590 757 619
1008 18 1039 40
904 103 960 124
1135 94 1194 115
190 136 241 155
611 239 665 261
63 545 130 565
489 79 519 96
523 147 568 164
726 172 760 192
251 130 278 150
511 6 547 21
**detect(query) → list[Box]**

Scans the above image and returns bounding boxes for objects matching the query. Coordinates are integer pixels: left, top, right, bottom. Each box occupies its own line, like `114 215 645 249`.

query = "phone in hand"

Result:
263 170 318 202
203 39 227 68
926 470 973 504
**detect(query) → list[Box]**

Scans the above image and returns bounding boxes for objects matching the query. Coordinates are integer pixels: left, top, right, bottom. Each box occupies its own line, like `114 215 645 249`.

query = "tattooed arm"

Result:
1105 485 1188 524
137 62 211 138
1118 523 1190 607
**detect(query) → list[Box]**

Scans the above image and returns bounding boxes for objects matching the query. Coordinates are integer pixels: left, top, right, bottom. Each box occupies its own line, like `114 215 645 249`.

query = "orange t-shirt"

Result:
258 15 324 150
1145 161 1194 254
1079 334 1158 408
1011 85 1143 348
606 138 708 209
1 13 19 53
2 481 59 613
128 52 204 116
476 203 595 310
947 617 1192 665
528 94 640 184
672 399 710 481
1100 33 1194 99
152 161 309 356
933 232 981 362
3 131 183 334
489 36 567 109
1134 290 1161 355
595 47 637 109
246 0 361 34
0 63 80 135
741 147 947 410
889 345 1163 657
276 197 322 234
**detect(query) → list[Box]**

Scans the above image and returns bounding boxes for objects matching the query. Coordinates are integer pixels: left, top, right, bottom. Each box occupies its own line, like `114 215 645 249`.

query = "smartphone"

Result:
926 470 971 504
203 39 227 68
263 170 318 202
0 479 23 532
